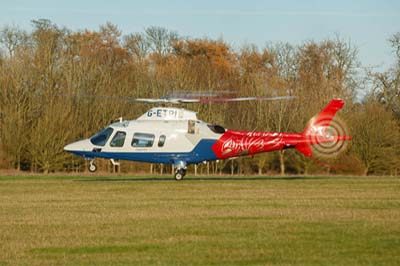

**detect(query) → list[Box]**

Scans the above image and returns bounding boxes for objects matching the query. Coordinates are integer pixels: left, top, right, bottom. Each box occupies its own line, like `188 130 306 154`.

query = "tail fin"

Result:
295 99 345 157
302 99 344 136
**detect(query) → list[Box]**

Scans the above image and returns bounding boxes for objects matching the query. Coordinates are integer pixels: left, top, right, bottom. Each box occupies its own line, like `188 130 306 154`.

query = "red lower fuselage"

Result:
212 130 302 159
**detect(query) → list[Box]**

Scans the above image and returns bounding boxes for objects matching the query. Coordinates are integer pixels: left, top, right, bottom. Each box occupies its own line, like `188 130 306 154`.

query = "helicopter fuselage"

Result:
64 100 351 179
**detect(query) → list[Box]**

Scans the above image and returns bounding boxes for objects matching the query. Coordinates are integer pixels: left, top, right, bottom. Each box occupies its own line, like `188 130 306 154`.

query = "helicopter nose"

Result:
64 139 92 152
64 143 74 152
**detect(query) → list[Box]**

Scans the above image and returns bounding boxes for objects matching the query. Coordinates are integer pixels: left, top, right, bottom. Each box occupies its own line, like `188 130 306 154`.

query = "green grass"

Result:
0 175 399 266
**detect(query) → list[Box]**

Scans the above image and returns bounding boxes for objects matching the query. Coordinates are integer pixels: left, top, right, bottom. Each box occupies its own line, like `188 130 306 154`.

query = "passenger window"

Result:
90 127 114 146
131 133 155 147
110 131 126 147
158 135 166 147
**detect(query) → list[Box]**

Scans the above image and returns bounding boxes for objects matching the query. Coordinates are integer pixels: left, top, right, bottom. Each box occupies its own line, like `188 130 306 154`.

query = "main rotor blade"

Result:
196 95 296 103
66 93 295 104
132 96 295 104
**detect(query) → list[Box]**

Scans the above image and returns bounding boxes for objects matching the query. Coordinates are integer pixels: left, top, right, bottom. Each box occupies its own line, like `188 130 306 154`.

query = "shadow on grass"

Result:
76 176 329 182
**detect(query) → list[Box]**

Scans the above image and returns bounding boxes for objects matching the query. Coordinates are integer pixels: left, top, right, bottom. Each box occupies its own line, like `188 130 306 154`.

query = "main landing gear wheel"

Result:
88 160 97 173
174 168 186 181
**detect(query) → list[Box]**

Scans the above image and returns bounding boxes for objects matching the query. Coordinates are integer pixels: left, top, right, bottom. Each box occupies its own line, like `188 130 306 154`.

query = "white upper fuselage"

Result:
64 107 224 164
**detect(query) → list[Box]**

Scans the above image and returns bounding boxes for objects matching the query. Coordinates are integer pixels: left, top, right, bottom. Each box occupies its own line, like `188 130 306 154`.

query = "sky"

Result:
1 0 399 70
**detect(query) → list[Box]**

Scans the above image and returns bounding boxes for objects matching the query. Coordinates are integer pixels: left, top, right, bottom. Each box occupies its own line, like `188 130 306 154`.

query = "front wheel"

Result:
88 162 97 173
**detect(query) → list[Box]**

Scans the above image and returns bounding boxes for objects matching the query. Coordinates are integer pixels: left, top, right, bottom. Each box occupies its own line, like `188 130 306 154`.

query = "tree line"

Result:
0 19 399 175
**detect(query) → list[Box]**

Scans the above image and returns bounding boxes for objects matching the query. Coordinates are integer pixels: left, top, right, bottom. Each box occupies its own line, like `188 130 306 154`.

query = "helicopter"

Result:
64 96 352 180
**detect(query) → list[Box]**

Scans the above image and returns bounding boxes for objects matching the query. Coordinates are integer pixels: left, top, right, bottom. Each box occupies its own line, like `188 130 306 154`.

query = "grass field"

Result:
0 175 399 266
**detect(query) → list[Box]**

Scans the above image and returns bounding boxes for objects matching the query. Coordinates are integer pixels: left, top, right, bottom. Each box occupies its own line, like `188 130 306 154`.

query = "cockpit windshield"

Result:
90 127 114 146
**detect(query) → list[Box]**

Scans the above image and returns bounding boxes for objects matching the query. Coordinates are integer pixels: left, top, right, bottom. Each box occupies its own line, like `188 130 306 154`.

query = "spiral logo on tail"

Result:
308 117 349 159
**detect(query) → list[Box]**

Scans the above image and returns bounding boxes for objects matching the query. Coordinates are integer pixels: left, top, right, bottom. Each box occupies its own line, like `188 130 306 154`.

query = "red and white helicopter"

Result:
64 95 352 180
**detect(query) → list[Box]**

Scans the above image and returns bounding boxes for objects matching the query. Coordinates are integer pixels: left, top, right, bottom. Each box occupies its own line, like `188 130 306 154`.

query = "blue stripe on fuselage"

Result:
69 139 217 164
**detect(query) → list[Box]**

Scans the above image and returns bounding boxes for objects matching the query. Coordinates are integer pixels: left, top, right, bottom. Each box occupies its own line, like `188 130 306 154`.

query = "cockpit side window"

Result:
90 127 114 146
110 131 126 147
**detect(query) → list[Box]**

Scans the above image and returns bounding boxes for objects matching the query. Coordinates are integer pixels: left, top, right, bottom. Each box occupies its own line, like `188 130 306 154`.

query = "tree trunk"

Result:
364 167 369 176
16 153 21 171
279 150 285 175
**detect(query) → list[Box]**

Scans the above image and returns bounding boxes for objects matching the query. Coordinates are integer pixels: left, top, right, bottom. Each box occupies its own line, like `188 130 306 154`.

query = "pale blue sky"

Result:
1 0 399 69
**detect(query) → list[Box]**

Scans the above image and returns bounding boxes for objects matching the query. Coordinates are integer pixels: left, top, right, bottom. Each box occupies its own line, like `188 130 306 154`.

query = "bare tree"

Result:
369 33 400 119
350 99 400 175
124 33 150 60
0 25 29 57
145 26 178 56
389 32 400 67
